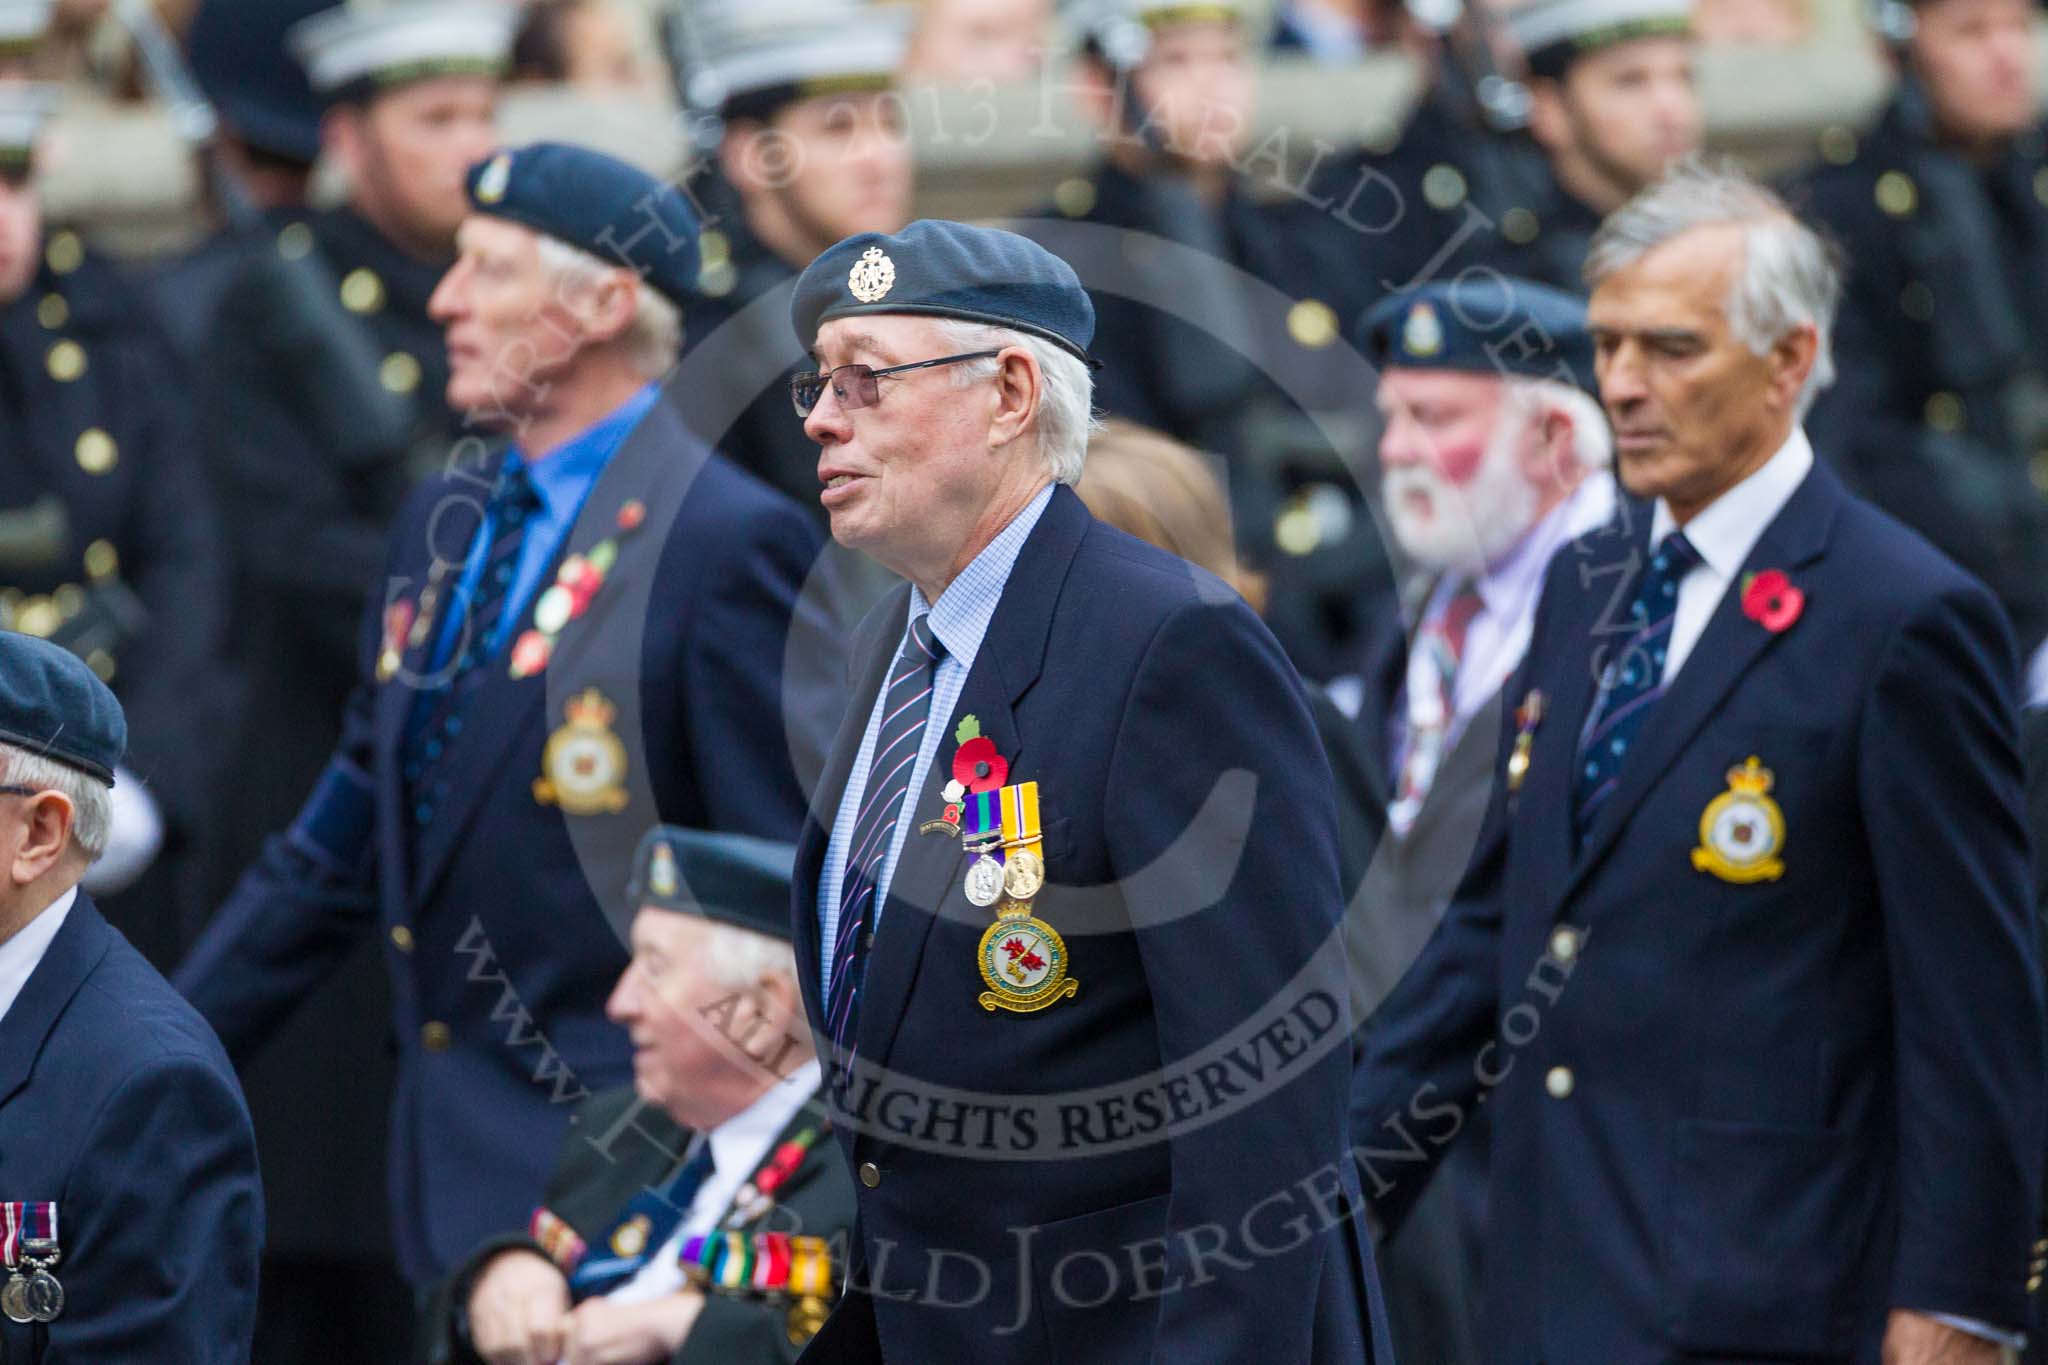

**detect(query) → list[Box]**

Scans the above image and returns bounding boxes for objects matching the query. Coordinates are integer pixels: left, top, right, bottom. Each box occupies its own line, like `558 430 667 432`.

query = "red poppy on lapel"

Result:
1741 569 1804 633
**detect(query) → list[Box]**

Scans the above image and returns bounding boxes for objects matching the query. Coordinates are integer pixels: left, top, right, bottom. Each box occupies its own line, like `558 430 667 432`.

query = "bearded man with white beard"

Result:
1327 276 1613 1365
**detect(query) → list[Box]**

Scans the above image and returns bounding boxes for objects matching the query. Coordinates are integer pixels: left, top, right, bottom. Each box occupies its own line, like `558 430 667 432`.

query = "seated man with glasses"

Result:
0 632 261 1361
784 219 1393 1362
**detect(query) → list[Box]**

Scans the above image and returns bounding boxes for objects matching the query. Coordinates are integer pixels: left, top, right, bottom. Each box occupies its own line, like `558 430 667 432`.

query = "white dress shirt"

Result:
0 885 74 1023
606 1058 825 1307
1646 427 1813 682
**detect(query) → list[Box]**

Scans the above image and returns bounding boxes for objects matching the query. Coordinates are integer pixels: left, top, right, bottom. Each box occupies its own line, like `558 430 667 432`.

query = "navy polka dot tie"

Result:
1572 531 1701 848
403 460 542 834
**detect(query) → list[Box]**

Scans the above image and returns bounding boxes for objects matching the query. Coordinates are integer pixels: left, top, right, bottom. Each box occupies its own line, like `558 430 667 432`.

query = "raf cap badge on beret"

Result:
1402 302 1445 358
848 246 895 303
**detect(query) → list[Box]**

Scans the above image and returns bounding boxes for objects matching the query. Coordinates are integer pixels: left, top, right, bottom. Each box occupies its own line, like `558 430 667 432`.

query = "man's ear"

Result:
1769 323 1819 416
1071 54 1119 132
10 791 71 887
986 348 1044 450
719 120 771 196
322 105 365 185
576 269 642 347
1524 78 1569 158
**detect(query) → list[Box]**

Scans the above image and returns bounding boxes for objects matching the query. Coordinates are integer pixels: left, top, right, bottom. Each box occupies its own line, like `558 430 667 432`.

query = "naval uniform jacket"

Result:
1353 457 2047 1360
176 400 843 1284
791 485 1393 1364
0 893 261 1362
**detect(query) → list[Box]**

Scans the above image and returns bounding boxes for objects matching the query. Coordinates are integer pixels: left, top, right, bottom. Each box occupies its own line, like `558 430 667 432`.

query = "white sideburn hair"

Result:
932 318 1101 484
0 741 108 860
535 234 683 380
1583 157 1843 419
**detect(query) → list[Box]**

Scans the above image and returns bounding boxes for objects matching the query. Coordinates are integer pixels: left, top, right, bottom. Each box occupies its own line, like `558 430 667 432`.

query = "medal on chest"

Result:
0 1203 60 1324
967 780 1079 1014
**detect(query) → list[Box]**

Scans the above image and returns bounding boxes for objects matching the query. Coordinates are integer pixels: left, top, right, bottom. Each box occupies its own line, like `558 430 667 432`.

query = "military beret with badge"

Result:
464 142 702 308
790 218 1096 359
1358 274 1598 395
0 630 124 788
624 825 798 942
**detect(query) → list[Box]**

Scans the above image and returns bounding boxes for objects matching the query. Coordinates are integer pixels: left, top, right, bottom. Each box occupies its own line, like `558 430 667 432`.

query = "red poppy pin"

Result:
1740 568 1804 633
951 715 1009 793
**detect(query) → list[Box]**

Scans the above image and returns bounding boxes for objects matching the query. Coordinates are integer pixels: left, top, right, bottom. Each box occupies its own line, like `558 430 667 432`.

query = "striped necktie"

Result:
403 459 542 831
1572 531 1700 847
826 612 944 1054
1388 579 1485 837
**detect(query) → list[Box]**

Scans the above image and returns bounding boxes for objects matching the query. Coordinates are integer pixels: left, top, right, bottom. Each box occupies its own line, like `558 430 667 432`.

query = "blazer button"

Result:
421 1021 452 1052
390 925 414 953
858 1161 881 1188
1548 927 1581 963
1545 1066 1575 1099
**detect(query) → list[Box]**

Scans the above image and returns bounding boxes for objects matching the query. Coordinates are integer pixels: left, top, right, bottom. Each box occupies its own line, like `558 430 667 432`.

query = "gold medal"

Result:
1002 848 1044 901
964 855 1005 908
610 1214 652 1259
977 912 1079 1013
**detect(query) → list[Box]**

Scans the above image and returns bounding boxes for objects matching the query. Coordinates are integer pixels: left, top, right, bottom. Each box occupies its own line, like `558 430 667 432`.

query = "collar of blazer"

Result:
796 485 1094 1061
1528 458 1843 917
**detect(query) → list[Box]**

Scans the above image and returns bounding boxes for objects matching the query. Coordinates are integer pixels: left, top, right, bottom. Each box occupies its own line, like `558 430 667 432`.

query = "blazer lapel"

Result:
795 585 911 1025
1518 501 1652 917
1559 462 1843 907
406 404 695 907
0 895 110 1113
853 487 1091 1071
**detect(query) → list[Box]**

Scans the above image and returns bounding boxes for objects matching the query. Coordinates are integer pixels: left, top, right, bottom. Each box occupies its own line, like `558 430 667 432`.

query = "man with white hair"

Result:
0 631 260 1360
434 826 852 1365
785 220 1391 1361
1334 276 1613 1365
177 144 842 1289
1353 160 2044 1361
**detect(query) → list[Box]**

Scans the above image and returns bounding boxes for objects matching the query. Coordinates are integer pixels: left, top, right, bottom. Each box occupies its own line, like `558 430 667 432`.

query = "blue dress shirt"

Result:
428 382 661 672
817 483 1054 995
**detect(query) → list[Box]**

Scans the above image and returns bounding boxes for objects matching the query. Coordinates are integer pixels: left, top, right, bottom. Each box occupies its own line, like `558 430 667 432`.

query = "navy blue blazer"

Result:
176 398 844 1284
791 486 1392 1364
1353 458 2048 1360
0 893 261 1362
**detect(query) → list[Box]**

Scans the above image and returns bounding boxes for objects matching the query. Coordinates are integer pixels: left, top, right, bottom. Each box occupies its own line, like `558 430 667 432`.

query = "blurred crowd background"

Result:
2 0 2041 1355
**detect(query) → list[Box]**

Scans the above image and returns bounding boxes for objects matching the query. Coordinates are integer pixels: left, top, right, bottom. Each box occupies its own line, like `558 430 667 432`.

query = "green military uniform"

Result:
429 1085 853 1365
1797 77 2048 653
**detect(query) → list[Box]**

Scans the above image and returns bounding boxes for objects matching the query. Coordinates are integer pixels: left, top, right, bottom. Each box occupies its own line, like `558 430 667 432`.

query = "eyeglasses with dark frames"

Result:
790 350 1001 417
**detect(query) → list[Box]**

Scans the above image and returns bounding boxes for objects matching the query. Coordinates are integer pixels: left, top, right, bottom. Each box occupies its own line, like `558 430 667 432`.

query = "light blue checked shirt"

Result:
817 483 1054 995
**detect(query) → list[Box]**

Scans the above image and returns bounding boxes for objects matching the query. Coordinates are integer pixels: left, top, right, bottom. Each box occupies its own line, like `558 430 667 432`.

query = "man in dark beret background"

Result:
786 219 1390 1362
430 826 852 1365
1328 275 1615 1365
0 630 261 1362
176 142 843 1292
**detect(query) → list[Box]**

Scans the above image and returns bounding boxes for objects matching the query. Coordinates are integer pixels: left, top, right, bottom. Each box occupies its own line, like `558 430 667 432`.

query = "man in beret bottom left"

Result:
0 630 261 1361
175 142 845 1290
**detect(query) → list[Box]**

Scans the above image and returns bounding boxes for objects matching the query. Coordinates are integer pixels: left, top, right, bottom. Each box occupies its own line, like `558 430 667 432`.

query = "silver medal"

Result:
1 1273 28 1324
22 1269 58 1324
963 855 1005 908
